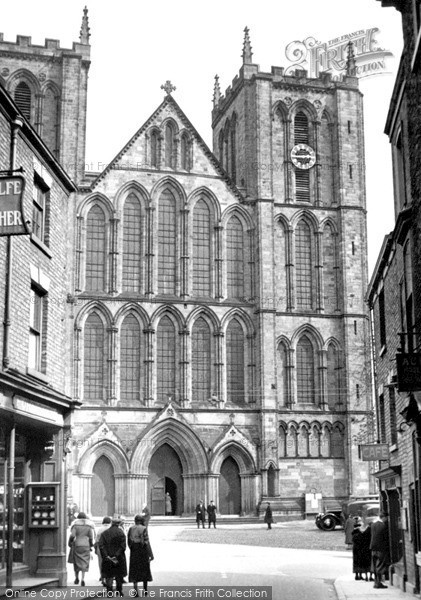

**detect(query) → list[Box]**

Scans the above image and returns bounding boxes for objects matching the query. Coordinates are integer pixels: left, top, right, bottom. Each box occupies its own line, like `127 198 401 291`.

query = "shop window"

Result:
32 175 49 243
29 286 46 373
0 457 25 565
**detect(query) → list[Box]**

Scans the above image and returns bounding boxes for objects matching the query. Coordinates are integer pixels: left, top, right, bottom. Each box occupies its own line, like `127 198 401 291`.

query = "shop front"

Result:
0 371 78 588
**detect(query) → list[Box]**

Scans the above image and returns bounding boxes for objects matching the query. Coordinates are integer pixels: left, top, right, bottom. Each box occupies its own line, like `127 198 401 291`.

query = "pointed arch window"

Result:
230 116 237 183
296 335 315 403
295 220 312 309
84 312 105 402
120 314 141 402
226 318 245 404
218 131 224 165
192 199 212 296
158 190 177 294
14 81 32 121
226 215 245 299
165 123 175 168
43 87 59 156
294 111 309 144
323 224 337 311
150 130 159 167
156 316 176 402
180 133 190 170
192 317 211 403
277 342 289 407
123 193 142 292
86 205 106 292
327 343 341 410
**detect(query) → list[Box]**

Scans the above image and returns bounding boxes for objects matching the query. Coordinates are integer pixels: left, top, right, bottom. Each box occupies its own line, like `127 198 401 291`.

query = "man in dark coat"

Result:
370 511 390 589
207 500 217 528
99 518 127 596
196 501 206 528
264 502 274 529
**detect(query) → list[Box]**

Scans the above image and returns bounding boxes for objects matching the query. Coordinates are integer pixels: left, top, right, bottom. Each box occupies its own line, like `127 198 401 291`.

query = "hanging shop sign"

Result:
0 175 29 236
360 443 389 461
396 353 421 392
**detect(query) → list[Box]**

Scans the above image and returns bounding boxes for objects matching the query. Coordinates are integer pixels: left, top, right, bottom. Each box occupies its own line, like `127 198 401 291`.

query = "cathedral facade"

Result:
0 12 373 518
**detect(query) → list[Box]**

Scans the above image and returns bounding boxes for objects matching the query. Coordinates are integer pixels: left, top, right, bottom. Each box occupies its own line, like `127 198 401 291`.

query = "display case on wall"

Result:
0 459 26 565
28 482 59 529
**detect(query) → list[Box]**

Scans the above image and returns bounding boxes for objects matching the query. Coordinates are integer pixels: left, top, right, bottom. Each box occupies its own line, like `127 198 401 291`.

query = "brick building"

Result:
0 79 78 585
0 10 373 523
366 0 421 594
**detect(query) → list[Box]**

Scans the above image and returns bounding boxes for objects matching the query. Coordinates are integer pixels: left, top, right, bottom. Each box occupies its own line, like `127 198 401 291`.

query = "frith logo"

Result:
284 28 394 80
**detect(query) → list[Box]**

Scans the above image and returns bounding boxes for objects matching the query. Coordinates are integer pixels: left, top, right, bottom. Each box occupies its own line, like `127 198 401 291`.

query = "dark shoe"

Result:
378 583 388 589
74 578 79 585
81 581 85 586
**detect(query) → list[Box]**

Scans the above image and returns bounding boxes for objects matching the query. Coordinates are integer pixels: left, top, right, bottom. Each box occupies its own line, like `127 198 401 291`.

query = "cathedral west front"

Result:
0 10 373 518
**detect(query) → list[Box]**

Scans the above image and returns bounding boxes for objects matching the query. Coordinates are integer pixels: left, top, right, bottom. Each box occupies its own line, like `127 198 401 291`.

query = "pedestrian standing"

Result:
352 518 372 581
141 504 151 528
264 502 274 530
370 511 390 589
165 492 172 516
207 500 217 528
196 500 206 528
95 516 111 583
67 511 95 586
99 517 127 596
344 514 355 549
128 515 154 597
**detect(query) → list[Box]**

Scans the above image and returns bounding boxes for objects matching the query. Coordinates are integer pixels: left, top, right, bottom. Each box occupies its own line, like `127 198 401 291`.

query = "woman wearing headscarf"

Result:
67 511 95 586
128 514 154 597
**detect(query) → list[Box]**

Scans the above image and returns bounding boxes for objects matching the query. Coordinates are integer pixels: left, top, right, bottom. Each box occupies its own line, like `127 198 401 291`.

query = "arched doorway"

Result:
91 456 115 517
267 465 276 497
148 444 183 515
219 456 241 515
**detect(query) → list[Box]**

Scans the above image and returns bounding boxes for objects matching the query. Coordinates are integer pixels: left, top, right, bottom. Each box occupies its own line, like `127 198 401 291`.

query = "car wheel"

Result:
321 515 336 531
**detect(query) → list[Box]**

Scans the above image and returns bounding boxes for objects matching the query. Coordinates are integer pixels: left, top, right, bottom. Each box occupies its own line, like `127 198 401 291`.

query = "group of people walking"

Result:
345 510 390 589
68 508 153 596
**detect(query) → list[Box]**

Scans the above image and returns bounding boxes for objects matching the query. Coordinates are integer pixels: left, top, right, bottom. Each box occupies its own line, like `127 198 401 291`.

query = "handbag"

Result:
67 543 75 564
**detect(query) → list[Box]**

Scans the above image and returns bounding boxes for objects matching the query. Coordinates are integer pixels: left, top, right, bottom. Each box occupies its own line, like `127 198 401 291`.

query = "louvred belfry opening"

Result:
14 82 31 121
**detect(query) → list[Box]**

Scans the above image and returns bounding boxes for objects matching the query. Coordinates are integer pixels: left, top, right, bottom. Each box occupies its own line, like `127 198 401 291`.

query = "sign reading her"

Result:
0 175 28 236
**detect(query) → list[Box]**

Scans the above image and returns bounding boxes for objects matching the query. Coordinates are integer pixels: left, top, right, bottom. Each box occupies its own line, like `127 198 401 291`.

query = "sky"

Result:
1 0 404 275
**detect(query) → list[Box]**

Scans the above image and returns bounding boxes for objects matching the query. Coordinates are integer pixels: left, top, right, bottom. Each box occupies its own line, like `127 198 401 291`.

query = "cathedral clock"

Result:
291 144 316 169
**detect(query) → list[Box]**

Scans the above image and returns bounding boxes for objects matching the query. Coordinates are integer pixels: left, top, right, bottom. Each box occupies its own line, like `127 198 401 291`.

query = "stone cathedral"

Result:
0 11 373 517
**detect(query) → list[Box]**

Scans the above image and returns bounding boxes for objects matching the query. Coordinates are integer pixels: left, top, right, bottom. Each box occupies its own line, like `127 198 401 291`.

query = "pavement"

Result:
334 572 412 600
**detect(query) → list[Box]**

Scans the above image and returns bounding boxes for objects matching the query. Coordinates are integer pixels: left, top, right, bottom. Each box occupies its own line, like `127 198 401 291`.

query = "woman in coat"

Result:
352 518 373 580
264 502 274 530
344 515 356 548
128 515 154 597
67 511 95 586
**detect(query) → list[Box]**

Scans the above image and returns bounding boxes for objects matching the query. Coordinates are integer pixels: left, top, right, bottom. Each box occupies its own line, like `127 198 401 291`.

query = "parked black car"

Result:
315 495 379 531
315 510 343 531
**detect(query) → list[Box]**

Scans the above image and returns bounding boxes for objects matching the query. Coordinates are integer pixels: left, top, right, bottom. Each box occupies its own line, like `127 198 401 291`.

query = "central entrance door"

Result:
219 456 241 515
91 456 115 517
148 444 183 515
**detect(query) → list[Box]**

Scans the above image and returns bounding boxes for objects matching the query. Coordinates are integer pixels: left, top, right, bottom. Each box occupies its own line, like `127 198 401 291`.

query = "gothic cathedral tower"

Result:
212 30 372 510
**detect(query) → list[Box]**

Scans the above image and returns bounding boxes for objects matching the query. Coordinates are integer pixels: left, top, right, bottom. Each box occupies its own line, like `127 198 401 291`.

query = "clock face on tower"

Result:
290 144 316 169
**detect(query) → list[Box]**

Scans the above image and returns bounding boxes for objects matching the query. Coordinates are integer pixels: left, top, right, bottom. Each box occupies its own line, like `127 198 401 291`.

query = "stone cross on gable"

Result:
161 80 176 95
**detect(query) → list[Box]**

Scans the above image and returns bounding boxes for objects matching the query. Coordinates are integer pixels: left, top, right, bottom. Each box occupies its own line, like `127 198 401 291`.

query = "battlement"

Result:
213 63 359 119
0 33 90 59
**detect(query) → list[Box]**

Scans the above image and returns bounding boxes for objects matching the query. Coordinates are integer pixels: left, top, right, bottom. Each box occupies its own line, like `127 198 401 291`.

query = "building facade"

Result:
0 82 78 586
366 0 421 594
0 12 373 522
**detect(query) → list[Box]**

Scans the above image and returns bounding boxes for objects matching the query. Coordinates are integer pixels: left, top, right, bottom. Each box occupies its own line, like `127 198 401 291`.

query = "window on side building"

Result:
32 174 50 244
28 286 46 373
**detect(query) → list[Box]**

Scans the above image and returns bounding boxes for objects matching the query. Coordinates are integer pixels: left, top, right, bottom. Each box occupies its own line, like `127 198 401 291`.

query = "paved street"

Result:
67 521 348 599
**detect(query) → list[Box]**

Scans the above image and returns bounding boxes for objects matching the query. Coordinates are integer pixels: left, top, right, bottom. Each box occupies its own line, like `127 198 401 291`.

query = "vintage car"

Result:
315 495 380 531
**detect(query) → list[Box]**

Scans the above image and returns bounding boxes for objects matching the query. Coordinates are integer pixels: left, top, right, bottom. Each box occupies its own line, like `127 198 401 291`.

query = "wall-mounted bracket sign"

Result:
0 175 29 236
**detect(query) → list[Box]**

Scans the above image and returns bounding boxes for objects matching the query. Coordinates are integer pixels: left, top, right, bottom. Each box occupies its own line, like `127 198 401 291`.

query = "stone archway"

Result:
91 455 115 517
148 443 183 515
219 456 241 515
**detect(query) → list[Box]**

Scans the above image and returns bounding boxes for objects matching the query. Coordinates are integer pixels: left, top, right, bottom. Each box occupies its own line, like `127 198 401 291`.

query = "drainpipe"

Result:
3 117 23 368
